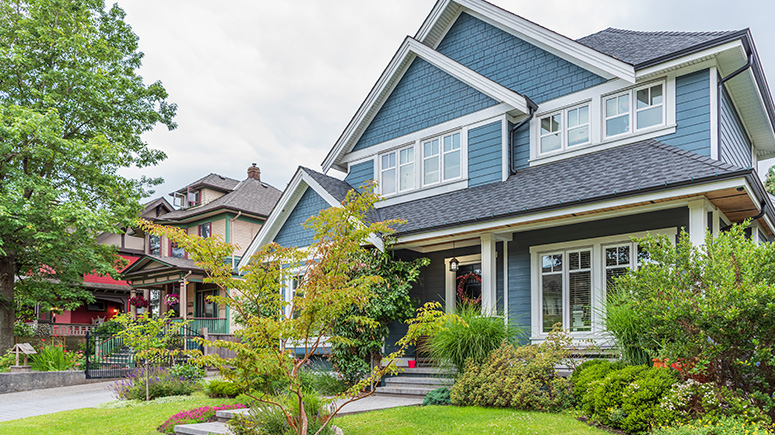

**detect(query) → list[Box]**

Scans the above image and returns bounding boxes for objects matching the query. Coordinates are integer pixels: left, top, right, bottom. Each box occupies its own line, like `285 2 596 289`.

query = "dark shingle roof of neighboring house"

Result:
577 28 743 68
160 178 282 221
173 173 241 194
377 139 748 235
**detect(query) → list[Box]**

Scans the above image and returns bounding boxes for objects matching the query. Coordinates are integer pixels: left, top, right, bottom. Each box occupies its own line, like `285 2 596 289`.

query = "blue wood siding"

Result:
468 120 502 187
274 187 330 248
512 121 530 170
436 13 606 104
660 69 711 156
353 58 497 151
345 160 374 192
719 86 753 169
507 208 689 337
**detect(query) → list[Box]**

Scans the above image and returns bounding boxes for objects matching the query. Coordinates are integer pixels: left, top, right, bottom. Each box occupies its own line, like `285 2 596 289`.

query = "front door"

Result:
455 263 482 306
195 286 218 318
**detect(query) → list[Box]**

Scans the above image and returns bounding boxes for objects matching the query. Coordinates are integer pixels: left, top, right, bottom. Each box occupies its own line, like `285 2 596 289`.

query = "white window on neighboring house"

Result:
538 104 590 155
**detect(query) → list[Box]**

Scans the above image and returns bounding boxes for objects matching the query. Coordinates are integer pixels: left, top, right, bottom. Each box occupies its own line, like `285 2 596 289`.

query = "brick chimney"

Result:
247 163 260 181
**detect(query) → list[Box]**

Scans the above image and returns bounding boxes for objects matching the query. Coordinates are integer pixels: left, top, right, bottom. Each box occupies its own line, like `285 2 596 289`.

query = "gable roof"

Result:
159 178 282 222
378 139 754 236
578 28 744 68
173 173 241 194
122 255 203 277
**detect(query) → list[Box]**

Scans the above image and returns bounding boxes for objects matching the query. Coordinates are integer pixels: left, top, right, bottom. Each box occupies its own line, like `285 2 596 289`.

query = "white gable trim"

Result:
237 170 383 271
416 0 636 84
321 37 531 173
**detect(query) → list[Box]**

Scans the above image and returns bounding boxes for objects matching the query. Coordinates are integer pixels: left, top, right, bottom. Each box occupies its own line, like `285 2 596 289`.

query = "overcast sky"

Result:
117 0 775 200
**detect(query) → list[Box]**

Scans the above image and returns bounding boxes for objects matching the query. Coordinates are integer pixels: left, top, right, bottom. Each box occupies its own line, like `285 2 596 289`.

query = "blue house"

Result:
239 0 775 348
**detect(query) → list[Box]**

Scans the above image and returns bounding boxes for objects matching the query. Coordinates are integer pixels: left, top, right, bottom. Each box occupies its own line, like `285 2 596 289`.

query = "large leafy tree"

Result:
0 0 176 352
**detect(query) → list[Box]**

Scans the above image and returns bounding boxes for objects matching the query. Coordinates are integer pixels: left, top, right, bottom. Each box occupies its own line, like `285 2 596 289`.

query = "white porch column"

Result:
480 233 497 315
688 198 709 246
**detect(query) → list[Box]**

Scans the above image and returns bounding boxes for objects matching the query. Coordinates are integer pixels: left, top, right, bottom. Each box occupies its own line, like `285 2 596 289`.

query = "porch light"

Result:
449 257 459 272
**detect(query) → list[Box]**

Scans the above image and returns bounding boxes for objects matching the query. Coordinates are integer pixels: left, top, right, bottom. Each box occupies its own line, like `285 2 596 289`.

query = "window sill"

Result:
375 179 468 208
529 124 677 167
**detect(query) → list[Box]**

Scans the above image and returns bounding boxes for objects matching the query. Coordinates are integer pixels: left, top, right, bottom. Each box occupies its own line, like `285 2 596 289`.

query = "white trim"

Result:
529 227 677 341
501 113 509 181
636 40 744 79
710 66 719 160
503 239 509 322
375 179 468 208
394 178 751 245
340 104 510 166
417 0 635 83
322 36 529 173
481 233 497 315
688 198 709 246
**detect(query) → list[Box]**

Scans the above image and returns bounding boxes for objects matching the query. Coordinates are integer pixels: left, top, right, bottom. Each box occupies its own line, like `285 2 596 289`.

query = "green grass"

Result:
335 406 609 435
0 396 608 435
0 393 238 435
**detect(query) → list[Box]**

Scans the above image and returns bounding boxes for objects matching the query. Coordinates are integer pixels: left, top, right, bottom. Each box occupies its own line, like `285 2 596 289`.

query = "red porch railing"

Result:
51 323 95 337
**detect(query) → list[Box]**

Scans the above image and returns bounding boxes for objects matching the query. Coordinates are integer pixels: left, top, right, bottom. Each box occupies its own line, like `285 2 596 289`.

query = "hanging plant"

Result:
129 295 150 308
164 293 180 306
456 272 482 305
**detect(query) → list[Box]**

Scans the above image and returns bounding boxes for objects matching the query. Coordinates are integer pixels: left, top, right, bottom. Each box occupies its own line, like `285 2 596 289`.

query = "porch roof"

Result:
122 255 207 288
377 139 772 237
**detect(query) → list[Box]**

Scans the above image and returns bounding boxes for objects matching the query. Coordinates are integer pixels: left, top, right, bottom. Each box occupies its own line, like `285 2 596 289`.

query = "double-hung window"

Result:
539 104 590 155
380 145 414 195
603 242 650 297
423 132 461 185
604 81 665 138
539 249 592 333
198 223 211 238
149 234 161 256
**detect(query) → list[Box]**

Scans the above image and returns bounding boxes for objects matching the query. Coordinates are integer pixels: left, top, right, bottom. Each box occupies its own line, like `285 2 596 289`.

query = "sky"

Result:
117 0 775 200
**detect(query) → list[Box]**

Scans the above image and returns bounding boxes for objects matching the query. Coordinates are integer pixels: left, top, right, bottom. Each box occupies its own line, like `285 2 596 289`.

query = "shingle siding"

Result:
507 208 690 337
274 187 330 248
468 120 502 187
436 12 606 104
512 122 530 170
719 86 753 169
660 69 712 156
345 160 374 192
353 58 498 151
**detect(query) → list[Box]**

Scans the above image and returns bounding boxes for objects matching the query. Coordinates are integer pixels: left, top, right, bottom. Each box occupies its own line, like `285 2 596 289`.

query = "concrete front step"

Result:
397 367 453 377
216 408 250 422
175 421 229 435
384 376 453 386
374 385 439 396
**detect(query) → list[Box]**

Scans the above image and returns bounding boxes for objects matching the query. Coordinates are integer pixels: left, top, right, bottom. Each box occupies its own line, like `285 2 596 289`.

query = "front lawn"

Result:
335 405 607 435
0 393 239 435
0 398 608 435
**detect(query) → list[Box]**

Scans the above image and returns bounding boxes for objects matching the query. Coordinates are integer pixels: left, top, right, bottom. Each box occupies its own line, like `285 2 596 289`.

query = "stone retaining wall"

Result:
0 370 87 394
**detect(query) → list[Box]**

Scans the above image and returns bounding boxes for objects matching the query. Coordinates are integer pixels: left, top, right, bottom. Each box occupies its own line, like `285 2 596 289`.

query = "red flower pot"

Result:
408 360 416 368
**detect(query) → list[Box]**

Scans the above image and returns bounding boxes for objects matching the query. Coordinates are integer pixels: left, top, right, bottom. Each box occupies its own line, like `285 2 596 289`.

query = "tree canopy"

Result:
0 0 176 352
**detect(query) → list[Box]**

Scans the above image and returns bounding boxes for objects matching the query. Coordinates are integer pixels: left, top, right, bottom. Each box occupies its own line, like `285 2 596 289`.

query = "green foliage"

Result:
0 349 16 372
30 345 79 371
652 416 774 435
659 379 770 426
229 391 334 435
169 363 205 382
0 0 176 352
13 320 35 337
203 379 243 398
571 360 626 407
450 326 574 412
422 387 451 406
329 248 429 385
110 367 196 401
429 303 519 373
603 288 652 366
766 166 775 195
608 225 775 417
158 404 246 434
298 367 347 396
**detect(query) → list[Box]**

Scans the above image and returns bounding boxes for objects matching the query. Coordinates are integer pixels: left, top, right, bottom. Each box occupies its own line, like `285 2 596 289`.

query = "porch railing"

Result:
171 317 229 334
51 323 95 337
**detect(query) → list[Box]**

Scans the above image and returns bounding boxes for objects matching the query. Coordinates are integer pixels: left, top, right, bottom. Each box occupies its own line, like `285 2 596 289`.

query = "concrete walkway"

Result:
0 381 115 422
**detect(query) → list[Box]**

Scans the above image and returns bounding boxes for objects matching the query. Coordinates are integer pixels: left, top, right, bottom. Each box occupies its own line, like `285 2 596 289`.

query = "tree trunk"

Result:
0 253 16 354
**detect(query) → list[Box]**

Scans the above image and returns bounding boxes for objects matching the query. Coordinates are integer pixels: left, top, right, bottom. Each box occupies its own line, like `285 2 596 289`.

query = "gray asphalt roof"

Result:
160 178 282 221
577 28 742 67
375 139 746 235
173 173 241 194
300 167 382 224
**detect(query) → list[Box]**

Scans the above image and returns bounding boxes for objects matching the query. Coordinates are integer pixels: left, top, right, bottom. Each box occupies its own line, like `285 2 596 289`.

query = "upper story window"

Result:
198 223 211 238
378 130 462 197
187 188 201 207
539 104 590 155
149 234 161 256
604 82 664 138
170 241 185 259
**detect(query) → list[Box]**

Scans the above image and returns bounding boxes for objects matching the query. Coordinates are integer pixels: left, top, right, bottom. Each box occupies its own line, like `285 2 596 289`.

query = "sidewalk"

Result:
0 381 115 422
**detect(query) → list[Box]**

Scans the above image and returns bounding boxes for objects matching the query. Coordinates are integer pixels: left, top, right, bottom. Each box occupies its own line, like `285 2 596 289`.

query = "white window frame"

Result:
379 144 414 196
603 80 667 139
529 227 677 342
537 103 592 156
422 131 462 187
538 248 594 334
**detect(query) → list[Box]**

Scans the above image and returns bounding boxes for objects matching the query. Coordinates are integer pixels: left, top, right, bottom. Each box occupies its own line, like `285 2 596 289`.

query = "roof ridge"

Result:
600 28 739 37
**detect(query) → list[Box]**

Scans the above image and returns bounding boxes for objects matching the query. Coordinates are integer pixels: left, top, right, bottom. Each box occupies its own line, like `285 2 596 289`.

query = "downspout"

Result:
230 211 242 272
720 199 766 232
510 96 539 174
717 50 753 162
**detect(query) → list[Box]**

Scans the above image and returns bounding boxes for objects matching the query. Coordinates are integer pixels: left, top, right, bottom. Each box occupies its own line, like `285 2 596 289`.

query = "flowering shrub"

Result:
110 367 196 400
128 295 149 308
660 379 770 426
158 404 246 434
652 416 774 435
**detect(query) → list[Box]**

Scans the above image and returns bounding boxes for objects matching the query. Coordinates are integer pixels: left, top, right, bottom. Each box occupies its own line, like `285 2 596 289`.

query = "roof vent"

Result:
247 163 260 181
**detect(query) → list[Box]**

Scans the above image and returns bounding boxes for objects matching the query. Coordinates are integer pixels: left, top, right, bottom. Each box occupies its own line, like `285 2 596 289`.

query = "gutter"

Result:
509 96 538 174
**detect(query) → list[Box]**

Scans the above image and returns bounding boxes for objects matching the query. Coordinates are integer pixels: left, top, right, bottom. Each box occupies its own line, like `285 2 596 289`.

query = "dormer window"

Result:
187 188 201 207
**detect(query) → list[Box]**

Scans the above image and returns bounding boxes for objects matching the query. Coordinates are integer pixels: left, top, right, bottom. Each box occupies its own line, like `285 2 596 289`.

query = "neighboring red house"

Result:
44 198 174 336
